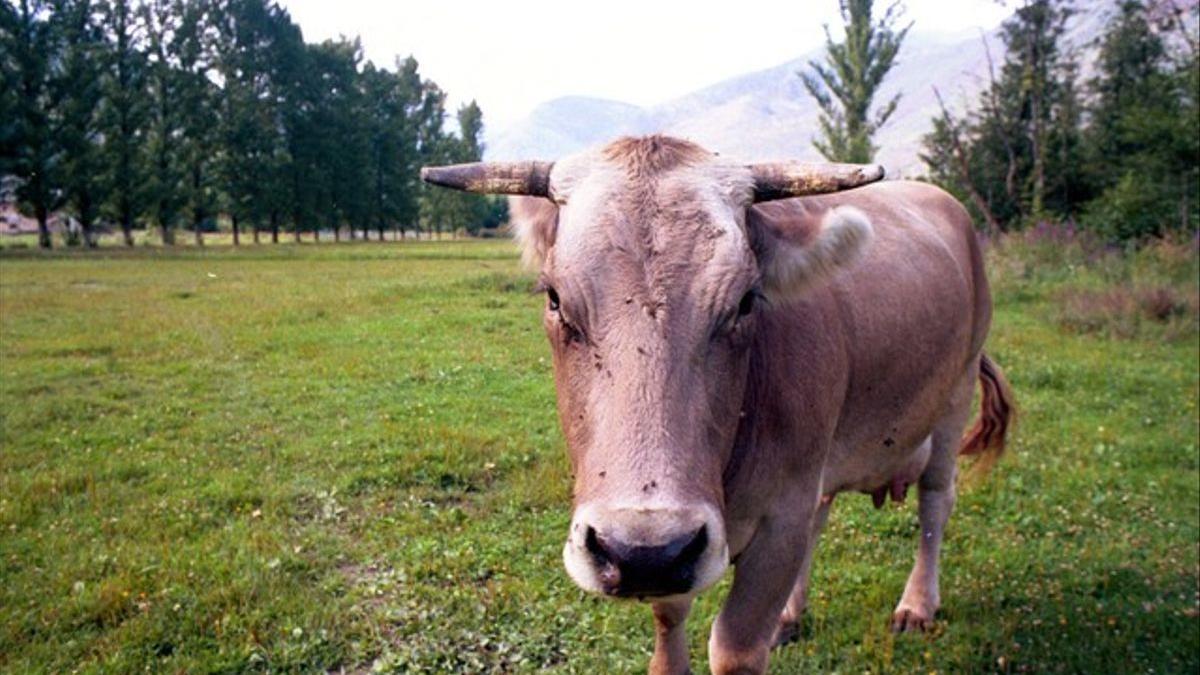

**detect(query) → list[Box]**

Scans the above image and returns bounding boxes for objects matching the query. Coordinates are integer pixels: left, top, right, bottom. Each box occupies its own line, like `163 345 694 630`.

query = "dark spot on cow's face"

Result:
884 437 895 448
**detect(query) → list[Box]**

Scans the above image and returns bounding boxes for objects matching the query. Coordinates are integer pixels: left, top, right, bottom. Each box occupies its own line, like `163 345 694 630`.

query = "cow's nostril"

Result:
584 526 608 562
676 525 708 569
584 526 621 594
581 523 710 597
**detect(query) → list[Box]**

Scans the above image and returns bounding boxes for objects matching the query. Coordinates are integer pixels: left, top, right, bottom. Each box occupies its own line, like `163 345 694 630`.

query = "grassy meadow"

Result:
1 235 1197 673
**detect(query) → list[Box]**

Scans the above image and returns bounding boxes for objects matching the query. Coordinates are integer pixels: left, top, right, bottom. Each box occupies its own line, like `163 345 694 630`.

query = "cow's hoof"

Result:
772 619 800 649
890 607 934 633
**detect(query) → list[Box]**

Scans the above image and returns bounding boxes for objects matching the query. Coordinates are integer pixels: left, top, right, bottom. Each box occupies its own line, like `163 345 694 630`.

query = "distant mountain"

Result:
485 4 1113 177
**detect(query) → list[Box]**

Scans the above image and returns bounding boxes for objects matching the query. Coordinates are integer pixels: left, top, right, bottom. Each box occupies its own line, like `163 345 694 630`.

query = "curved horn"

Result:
749 162 885 202
420 161 554 197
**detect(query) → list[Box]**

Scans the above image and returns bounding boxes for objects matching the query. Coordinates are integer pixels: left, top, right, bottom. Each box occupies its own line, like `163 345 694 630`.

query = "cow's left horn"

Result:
749 162 885 202
420 161 554 197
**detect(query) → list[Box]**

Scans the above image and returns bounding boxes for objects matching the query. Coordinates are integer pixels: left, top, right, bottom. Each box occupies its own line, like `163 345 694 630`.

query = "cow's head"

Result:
422 136 880 600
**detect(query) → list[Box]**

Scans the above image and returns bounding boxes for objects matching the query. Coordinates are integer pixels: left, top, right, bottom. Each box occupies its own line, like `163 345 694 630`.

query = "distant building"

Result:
0 202 43 235
1 175 51 235
0 174 18 204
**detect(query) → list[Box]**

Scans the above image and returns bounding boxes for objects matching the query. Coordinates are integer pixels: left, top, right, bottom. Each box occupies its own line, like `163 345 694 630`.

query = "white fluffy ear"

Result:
507 196 559 270
757 206 874 299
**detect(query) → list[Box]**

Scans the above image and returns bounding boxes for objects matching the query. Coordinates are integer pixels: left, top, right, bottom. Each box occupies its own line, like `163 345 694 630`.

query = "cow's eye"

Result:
547 287 561 312
737 290 757 317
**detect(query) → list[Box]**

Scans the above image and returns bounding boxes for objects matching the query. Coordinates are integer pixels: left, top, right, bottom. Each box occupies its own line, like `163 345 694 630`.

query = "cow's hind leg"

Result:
774 498 831 647
891 372 974 632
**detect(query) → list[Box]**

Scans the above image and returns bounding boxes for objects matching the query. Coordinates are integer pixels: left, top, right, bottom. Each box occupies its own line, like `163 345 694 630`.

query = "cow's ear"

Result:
508 196 559 269
750 204 874 300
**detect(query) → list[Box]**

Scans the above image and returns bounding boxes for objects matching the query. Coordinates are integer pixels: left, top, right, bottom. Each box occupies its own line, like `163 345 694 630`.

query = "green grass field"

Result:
1 237 1197 673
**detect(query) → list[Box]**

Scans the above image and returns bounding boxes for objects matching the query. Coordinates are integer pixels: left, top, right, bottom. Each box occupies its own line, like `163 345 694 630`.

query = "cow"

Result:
421 135 1014 675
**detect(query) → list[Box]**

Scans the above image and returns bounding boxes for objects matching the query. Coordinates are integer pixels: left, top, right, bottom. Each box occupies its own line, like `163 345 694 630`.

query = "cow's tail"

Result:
959 352 1015 474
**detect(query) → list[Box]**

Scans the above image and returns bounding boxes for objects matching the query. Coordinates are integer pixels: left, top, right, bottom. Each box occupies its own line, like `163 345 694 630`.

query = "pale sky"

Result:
278 1 1012 132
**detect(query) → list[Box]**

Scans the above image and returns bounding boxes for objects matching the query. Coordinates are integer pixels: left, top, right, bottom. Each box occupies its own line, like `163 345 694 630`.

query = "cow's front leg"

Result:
709 505 813 674
650 597 693 675
775 497 832 646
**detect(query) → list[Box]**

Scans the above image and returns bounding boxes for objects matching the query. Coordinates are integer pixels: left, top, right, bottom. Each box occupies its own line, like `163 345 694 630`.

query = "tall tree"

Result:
1001 0 1072 219
801 0 910 163
392 56 423 239
99 0 148 246
275 17 316 242
361 62 405 240
141 0 184 244
213 0 282 245
4 0 61 248
0 4 19 173
54 0 106 247
920 87 1001 233
302 37 368 241
260 3 302 244
451 100 489 236
416 81 460 239
173 0 217 246
1083 0 1198 238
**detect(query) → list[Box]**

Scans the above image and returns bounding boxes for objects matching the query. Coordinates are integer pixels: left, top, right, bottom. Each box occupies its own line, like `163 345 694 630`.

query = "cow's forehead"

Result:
549 145 756 275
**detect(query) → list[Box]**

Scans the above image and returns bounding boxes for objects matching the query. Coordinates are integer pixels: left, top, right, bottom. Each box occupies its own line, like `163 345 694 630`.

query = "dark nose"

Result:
585 524 708 598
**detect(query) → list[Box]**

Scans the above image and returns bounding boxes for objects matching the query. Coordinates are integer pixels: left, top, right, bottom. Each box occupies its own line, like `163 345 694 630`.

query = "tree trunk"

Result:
333 225 340 242
161 224 175 246
982 36 1020 217
1031 96 1045 219
122 219 134 247
194 226 204 247
314 227 320 243
80 213 97 249
36 207 51 249
253 226 260 244
1182 174 1191 231
1027 35 1045 220
232 215 240 246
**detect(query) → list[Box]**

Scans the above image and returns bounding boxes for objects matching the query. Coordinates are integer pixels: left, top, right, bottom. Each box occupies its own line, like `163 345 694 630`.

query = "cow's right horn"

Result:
749 161 885 202
420 161 554 197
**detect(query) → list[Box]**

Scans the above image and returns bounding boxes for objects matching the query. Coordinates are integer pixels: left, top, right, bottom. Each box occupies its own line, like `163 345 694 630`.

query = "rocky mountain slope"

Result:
486 5 1112 177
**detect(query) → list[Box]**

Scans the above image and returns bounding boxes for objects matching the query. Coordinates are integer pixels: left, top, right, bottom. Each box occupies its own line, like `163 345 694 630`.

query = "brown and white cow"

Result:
422 135 1013 675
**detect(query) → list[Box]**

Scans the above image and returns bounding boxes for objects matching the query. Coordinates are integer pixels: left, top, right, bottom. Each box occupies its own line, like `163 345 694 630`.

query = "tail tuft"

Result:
960 353 1015 464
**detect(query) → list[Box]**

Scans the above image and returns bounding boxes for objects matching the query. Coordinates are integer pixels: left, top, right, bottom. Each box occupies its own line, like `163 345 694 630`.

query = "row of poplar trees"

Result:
804 0 1199 243
0 0 497 249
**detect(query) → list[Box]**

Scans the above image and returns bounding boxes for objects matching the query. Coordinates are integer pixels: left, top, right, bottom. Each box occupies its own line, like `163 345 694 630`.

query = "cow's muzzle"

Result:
563 503 728 600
